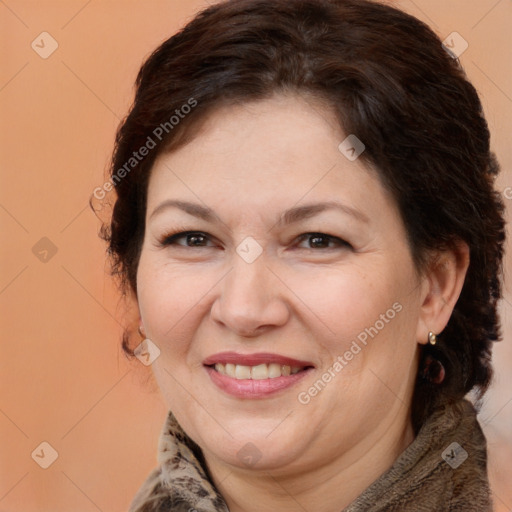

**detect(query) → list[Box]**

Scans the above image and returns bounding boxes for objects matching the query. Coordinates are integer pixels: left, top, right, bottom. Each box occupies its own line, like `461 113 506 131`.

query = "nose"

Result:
210 254 290 337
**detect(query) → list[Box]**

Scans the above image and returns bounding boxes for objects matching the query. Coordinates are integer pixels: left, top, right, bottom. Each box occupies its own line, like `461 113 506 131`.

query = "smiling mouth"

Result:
208 363 311 380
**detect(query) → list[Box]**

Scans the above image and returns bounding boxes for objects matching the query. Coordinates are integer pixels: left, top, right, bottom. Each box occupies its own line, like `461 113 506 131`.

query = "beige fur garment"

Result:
129 399 492 511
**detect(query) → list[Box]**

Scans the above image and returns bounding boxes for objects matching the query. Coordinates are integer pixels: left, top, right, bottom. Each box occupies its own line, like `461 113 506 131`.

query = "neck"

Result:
205 405 415 512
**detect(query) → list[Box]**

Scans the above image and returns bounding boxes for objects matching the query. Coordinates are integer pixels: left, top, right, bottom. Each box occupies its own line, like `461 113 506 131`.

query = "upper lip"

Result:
203 352 315 368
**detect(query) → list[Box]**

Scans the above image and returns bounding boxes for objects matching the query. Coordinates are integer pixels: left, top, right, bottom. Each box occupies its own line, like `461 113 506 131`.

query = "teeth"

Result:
235 365 251 379
213 363 303 380
251 364 268 380
225 363 236 378
268 363 282 378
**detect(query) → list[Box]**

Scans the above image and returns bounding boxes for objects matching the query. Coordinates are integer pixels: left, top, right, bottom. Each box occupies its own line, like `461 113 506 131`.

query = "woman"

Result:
98 0 506 510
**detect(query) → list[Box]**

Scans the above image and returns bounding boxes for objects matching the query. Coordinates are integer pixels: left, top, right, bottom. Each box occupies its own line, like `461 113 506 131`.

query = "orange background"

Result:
1 1 511 511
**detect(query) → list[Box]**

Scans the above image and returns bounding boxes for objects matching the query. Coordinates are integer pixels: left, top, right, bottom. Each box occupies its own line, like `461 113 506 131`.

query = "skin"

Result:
135 94 469 512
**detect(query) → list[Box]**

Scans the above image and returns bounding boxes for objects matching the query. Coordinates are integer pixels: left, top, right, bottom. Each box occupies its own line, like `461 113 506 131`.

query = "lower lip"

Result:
205 366 312 399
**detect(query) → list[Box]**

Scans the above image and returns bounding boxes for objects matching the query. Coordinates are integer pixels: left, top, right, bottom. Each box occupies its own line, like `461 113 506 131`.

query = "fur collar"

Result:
129 399 491 511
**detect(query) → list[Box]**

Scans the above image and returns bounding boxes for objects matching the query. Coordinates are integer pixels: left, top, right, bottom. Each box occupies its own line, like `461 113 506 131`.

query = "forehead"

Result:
146 94 394 223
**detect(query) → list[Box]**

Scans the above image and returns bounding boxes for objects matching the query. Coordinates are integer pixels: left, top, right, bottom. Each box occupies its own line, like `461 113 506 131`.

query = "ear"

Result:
416 240 470 344
126 287 144 333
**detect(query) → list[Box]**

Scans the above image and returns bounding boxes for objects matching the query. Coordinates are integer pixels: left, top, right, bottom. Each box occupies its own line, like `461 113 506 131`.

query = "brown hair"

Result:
98 0 506 431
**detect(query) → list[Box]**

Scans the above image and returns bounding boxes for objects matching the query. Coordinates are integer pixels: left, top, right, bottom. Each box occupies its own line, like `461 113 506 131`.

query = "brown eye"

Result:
184 233 208 246
309 234 330 248
296 233 352 250
161 231 214 247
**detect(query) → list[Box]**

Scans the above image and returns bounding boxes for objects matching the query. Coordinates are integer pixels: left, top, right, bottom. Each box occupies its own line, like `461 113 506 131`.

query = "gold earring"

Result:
428 331 437 345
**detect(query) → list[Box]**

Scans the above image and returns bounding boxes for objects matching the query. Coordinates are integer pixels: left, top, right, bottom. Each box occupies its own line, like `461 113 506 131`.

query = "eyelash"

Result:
158 230 352 250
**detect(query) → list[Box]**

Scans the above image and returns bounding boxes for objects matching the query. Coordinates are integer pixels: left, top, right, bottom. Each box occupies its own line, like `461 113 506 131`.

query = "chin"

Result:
194 417 309 471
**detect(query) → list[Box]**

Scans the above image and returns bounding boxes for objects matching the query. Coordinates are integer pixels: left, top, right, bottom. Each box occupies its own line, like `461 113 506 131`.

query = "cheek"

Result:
136 256 211 346
136 260 215 409
287 261 421 394
285 263 403 343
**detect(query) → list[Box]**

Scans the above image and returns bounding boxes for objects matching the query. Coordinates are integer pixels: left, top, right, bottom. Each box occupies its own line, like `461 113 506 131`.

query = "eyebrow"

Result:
149 199 369 225
278 201 369 226
150 200 215 222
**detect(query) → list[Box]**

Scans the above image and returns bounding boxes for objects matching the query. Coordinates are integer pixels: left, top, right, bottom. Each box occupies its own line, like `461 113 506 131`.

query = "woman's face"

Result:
137 94 427 474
